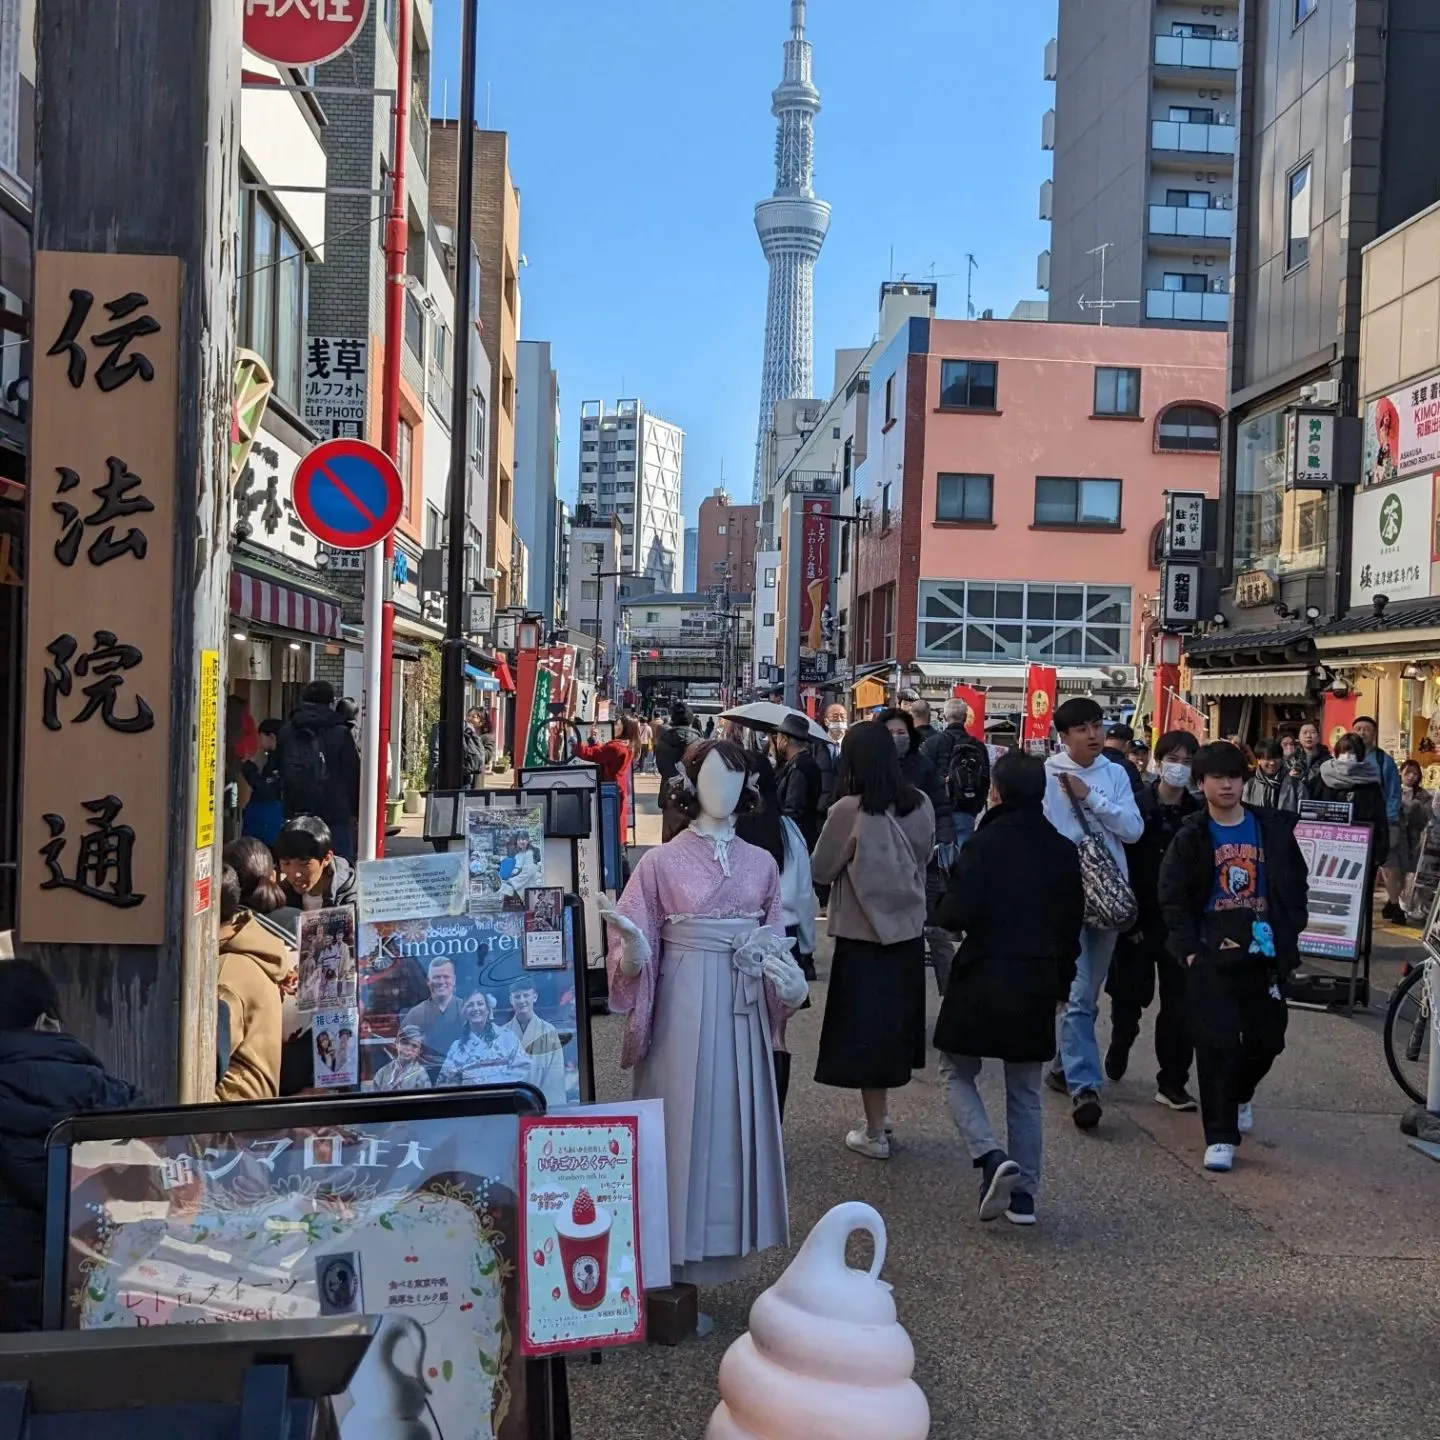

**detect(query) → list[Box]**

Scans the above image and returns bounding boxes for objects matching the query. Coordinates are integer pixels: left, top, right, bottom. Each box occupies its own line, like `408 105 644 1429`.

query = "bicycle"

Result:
1383 957 1433 1106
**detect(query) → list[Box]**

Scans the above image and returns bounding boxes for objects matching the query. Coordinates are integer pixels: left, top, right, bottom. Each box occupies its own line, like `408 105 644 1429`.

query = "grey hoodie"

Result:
1318 754 1382 791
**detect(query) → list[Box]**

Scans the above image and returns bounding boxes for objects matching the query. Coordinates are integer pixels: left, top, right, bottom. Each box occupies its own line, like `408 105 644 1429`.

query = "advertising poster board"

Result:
357 851 467 925
517 1117 644 1356
1293 820 1373 960
358 912 580 1109
296 905 358 1013
1363 371 1440 486
468 806 546 913
47 1091 545 1440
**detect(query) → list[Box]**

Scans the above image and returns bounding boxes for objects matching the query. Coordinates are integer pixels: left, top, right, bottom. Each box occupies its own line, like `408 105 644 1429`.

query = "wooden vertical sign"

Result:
20 253 181 944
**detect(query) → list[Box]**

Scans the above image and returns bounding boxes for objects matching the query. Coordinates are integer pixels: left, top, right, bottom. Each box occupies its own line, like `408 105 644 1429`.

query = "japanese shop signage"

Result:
1348 472 1433 609
1161 562 1202 627
20 253 180 945
1163 490 1207 559
243 0 370 69
1287 408 1336 490
1364 369 1440 486
303 334 368 440
1233 569 1277 608
797 497 834 679
1020 664 1057 744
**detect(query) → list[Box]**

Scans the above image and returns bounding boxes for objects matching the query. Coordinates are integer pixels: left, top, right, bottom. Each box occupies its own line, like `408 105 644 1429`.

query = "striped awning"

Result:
230 569 342 640
1187 669 1311 699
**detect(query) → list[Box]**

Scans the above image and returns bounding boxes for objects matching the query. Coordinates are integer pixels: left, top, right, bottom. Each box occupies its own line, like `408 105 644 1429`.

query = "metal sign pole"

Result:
360 542 385 861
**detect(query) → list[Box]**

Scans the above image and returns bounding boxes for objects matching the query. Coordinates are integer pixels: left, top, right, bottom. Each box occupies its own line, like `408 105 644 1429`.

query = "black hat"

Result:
778 713 812 740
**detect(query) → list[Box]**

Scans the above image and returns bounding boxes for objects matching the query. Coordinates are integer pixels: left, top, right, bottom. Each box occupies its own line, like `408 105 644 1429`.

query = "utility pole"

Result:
21 0 241 1101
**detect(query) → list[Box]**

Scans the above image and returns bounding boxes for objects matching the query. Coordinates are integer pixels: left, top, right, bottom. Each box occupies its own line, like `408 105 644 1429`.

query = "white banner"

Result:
1348 472 1432 607
1364 370 1440 485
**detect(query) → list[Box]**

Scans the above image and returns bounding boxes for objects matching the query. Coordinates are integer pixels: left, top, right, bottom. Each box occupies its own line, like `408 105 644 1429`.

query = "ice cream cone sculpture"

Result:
705 1201 930 1440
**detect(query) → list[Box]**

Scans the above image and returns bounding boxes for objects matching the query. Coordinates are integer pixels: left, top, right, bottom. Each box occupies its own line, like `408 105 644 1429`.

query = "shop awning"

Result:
465 665 501 691
1188 669 1311 699
230 568 342 640
495 659 515 692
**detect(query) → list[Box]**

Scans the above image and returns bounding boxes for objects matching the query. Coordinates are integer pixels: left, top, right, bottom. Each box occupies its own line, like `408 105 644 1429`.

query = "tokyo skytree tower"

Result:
752 0 831 500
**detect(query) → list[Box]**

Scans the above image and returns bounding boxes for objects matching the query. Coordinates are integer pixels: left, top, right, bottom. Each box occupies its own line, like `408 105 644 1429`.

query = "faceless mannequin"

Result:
694 749 744 833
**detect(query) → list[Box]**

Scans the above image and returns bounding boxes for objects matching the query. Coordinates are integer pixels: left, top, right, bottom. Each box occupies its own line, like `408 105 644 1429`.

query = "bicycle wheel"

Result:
1383 964 1431 1107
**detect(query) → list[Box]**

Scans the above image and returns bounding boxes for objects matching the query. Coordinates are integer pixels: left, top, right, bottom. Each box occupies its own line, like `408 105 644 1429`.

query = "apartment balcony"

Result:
1153 34 1238 71
1037 249 1051 292
1151 120 1235 157
783 470 840 496
1147 205 1233 253
1041 107 1055 151
1145 289 1230 324
1039 178 1053 220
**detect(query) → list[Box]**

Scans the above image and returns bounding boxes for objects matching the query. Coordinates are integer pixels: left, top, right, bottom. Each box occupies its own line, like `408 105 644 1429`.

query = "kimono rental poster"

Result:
466 804 545 913
358 911 579 1108
64 1115 531 1440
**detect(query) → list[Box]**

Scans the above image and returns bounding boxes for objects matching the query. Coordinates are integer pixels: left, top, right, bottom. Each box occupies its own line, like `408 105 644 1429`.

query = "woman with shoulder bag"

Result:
811 722 935 1160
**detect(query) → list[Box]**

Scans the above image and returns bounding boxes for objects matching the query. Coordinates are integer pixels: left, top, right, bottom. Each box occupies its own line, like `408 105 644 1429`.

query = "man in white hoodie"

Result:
1041 697 1144 1130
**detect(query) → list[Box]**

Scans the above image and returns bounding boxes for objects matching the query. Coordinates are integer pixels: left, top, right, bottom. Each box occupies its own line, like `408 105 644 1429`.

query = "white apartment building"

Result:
577 398 684 592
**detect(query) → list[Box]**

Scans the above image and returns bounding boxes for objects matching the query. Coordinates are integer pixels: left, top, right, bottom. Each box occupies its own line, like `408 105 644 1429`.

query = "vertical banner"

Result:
797 497 833 681
20 253 182 944
1021 665 1058 744
1167 691 1209 741
952 684 987 740
1322 690 1358 752
195 649 220 850
523 666 555 768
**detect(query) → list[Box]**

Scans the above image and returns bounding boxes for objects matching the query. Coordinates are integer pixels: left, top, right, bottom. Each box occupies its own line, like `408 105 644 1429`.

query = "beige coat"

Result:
811 793 934 945
217 915 294 1101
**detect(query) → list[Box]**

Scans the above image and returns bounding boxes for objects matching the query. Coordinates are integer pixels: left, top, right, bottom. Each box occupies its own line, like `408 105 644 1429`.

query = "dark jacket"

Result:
1316 756 1391 868
1157 805 1310 974
654 724 703 784
277 701 361 829
1282 746 1329 807
240 750 284 806
1242 768 1285 811
775 746 823 850
933 803 1085 1062
1124 780 1201 940
900 744 955 845
1101 745 1145 796
912 723 940 746
813 738 838 817
921 723 991 818
0 1031 142 1331
280 853 358 912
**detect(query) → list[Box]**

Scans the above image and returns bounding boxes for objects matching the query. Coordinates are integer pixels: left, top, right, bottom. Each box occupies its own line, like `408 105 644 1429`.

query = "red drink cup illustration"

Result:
554 1188 611 1312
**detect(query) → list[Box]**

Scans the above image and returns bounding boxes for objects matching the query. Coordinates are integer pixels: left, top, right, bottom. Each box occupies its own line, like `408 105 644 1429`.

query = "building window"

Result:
580 581 598 601
1157 403 1221 452
1295 0 1317 23
918 580 1131 664
238 181 308 409
501 365 514 418
939 359 999 411
397 418 414 514
884 375 896 424
880 481 893 531
404 290 424 362
763 612 776 627
1034 477 1122 529
1166 188 1212 208
1233 404 1330 576
582 441 597 453
837 606 848 659
426 502 443 549
1094 367 1141 417
716 524 727 535
936 473 994 524
1172 21 1218 37
1287 160 1312 270
1168 105 1215 124
881 585 896 657
764 567 776 588
1163 273 1207 293
857 594 872 663
842 436 854 489
600 463 615 474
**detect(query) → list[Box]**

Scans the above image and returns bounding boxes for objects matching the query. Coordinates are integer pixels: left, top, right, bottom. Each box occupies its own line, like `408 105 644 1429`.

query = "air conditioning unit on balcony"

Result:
1102 666 1139 688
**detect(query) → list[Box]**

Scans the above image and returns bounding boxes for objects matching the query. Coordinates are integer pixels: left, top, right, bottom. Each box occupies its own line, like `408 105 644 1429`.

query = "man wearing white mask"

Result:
1103 729 1201 1111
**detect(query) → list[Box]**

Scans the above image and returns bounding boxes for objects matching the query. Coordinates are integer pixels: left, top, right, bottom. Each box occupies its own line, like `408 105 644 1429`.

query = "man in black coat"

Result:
1105 729 1201 1110
654 704 703 789
0 960 142 1331
1101 723 1145 796
933 752 1085 1226
772 714 823 850
275 680 361 862
921 698 991 851
1158 741 1309 1174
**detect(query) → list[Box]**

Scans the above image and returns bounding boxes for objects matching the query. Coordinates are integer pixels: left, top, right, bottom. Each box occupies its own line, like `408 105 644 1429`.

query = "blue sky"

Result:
429 0 1056 523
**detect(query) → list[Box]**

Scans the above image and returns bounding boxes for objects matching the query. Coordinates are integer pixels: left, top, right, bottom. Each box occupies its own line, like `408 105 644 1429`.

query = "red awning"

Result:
495 658 515 692
230 569 343 640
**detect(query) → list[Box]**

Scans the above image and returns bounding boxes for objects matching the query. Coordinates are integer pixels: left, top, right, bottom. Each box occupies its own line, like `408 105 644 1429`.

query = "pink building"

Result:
849 316 1226 711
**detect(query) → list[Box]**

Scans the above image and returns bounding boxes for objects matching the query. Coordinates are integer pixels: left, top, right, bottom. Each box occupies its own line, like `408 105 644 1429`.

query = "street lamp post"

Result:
592 560 629 703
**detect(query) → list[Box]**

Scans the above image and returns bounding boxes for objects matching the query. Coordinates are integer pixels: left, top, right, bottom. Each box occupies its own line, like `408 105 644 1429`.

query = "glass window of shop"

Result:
1231 405 1329 575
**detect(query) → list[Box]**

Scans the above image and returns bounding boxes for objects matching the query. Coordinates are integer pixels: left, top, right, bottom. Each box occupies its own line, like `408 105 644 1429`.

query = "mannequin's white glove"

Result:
762 953 809 1009
597 894 651 976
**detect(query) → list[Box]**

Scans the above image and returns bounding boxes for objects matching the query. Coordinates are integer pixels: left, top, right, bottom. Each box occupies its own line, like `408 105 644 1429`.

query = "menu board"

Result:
1294 820 1374 960
58 1106 535 1439
517 1117 643 1356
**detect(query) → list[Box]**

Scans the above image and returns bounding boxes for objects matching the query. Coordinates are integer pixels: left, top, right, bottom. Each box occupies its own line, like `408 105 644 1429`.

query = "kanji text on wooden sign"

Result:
20 253 180 945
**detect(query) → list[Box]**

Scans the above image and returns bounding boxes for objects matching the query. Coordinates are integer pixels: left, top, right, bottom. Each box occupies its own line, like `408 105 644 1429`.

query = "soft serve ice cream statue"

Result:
706 1201 930 1440
600 739 809 1288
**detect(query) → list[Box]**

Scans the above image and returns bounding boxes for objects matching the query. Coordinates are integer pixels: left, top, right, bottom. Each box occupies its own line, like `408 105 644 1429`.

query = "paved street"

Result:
565 774 1440 1439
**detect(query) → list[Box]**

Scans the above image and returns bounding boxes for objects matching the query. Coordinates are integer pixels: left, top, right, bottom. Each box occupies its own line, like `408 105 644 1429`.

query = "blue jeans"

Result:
940 1053 1044 1196
1052 926 1120 1095
953 811 977 851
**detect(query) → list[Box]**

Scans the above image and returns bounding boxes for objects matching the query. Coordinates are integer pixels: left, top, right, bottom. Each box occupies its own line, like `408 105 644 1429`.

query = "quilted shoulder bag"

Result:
1063 778 1138 931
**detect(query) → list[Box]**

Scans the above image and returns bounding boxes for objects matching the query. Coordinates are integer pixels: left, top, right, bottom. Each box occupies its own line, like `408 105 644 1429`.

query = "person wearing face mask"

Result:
1103 730 1200 1110
772 714 824 850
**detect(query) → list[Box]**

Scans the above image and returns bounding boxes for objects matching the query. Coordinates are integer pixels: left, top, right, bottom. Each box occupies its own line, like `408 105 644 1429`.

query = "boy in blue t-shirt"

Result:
1158 742 1310 1174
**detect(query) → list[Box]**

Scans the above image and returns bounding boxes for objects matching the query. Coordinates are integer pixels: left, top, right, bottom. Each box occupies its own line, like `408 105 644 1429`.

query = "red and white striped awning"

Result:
230 569 343 641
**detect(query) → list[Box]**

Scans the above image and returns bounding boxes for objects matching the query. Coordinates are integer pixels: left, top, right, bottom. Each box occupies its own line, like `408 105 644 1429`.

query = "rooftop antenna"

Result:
965 253 979 320
1077 242 1139 327
485 81 492 130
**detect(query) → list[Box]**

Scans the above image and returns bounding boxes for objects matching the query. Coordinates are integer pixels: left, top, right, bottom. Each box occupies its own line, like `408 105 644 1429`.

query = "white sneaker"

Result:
845 1128 891 1160
1237 1102 1254 1135
1204 1143 1235 1172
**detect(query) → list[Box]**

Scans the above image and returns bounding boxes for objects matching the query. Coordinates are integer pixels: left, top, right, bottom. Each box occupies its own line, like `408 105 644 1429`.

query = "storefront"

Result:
1182 625 1319 742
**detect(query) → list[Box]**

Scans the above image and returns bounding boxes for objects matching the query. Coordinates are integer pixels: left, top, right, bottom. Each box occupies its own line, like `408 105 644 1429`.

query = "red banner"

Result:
1021 666 1058 743
798 498 833 659
952 684 987 740
1322 691 1358 751
1167 691 1209 741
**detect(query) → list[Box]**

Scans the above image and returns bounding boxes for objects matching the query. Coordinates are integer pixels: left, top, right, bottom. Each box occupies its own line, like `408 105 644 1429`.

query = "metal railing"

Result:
1153 34 1238 69
1145 289 1230 323
781 470 841 495
1151 120 1235 155
1148 205 1233 239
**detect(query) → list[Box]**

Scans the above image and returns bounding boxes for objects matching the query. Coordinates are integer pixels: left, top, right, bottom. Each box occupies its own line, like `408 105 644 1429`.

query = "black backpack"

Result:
946 736 989 815
281 726 329 815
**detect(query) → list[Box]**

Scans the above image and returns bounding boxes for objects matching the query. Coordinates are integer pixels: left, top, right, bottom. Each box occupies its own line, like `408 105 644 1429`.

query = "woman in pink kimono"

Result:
600 739 809 1287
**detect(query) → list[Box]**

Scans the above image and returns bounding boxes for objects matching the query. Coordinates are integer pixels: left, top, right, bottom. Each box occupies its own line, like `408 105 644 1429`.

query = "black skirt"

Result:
814 934 927 1090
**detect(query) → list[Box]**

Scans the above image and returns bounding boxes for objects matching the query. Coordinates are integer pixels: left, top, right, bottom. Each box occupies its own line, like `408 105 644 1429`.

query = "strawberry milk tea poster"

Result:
518 1116 643 1355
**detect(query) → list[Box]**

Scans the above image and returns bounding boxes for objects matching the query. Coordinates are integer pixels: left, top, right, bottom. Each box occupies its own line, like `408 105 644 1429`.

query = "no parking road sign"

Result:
292 437 404 551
